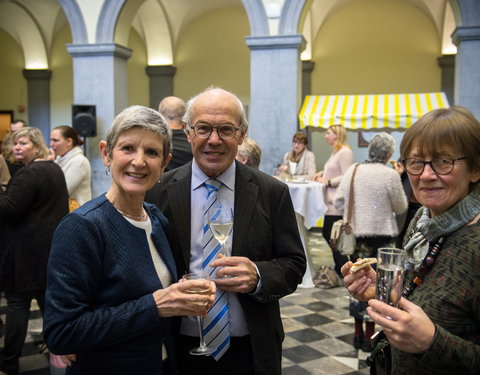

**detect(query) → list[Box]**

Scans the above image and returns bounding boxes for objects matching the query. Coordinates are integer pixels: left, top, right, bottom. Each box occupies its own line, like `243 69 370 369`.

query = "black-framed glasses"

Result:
189 124 240 140
402 157 467 176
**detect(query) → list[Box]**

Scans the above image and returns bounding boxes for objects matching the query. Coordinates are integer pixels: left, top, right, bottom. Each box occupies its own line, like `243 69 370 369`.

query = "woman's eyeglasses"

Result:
402 157 466 176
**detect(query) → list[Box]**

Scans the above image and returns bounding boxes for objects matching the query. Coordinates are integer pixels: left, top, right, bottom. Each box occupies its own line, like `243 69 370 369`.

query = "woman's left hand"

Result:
367 297 435 353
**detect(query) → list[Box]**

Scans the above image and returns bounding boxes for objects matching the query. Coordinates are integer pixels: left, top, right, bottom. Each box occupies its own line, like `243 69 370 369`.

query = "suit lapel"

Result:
233 162 258 255
166 165 192 270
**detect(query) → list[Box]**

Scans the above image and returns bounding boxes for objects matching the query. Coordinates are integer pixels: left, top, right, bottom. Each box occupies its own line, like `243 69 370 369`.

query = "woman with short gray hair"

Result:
334 132 407 353
44 105 215 375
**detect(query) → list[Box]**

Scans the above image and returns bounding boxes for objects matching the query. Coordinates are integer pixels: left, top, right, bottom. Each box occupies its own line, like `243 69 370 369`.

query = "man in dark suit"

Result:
158 96 193 171
146 87 305 375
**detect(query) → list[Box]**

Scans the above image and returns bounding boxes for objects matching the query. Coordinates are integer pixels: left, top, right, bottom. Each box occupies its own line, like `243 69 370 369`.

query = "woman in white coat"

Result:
50 126 92 207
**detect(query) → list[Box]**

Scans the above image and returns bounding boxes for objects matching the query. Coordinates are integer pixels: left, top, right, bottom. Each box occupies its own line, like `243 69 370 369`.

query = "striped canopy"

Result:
299 92 449 129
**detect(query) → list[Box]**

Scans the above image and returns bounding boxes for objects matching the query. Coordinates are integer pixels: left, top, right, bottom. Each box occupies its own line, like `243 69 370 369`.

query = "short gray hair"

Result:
368 132 396 163
106 106 172 163
183 87 249 132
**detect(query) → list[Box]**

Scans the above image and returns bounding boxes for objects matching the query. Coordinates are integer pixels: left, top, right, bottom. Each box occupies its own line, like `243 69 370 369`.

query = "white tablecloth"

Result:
286 181 327 288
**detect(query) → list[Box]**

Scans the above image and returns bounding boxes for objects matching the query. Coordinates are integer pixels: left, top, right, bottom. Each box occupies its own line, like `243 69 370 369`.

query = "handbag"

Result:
330 164 359 256
366 330 391 375
313 265 340 289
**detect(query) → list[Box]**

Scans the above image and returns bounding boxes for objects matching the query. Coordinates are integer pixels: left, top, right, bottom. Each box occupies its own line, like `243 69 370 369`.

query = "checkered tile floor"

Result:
280 231 371 375
0 231 372 374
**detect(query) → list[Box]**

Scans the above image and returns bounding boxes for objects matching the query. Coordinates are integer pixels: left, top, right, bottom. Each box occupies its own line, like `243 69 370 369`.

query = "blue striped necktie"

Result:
202 179 230 360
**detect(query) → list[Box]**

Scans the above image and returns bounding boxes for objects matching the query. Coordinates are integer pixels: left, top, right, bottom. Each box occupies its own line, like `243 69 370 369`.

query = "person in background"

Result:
44 105 215 375
1 120 27 177
334 133 407 352
313 124 354 276
393 159 422 248
235 138 262 169
50 125 92 208
342 106 480 374
0 127 69 375
0 155 10 191
146 87 305 375
281 132 316 180
158 96 193 171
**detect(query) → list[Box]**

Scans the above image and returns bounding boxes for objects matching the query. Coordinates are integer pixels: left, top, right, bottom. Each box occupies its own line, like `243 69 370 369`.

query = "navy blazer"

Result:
146 161 306 375
44 195 177 375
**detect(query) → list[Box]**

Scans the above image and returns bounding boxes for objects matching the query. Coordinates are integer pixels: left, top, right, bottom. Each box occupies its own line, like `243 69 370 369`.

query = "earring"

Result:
105 166 111 176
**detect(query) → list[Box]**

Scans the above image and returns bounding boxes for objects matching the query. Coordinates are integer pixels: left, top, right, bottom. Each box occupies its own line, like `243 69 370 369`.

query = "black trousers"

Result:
175 335 254 375
323 215 349 275
1 290 45 374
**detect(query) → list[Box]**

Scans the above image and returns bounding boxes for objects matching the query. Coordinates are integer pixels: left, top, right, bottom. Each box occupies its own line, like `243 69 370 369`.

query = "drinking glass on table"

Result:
182 273 215 355
208 206 234 277
375 248 405 308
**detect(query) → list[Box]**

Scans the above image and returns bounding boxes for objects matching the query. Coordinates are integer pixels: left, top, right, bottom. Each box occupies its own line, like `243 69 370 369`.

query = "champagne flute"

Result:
182 273 215 355
208 206 234 277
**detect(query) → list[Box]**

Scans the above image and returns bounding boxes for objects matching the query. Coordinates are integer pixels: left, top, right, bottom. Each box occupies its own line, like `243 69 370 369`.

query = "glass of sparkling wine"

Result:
182 273 215 355
375 248 405 308
208 206 234 276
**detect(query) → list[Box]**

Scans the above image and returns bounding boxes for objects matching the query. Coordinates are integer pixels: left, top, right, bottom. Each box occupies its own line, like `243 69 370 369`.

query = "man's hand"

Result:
211 255 259 294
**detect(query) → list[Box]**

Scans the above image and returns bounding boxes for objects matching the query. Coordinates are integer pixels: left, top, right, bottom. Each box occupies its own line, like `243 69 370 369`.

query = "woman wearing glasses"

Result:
342 106 480 374
281 132 316 180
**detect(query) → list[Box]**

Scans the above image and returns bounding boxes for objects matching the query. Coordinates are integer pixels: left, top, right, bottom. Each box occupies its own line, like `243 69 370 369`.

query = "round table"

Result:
286 181 327 288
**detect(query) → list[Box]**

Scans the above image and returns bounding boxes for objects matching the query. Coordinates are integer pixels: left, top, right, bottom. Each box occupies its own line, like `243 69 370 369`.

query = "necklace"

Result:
402 236 445 298
116 207 146 221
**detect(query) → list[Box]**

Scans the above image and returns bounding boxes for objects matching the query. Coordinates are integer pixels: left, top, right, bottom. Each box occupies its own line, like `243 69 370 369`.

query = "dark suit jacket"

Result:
145 161 306 375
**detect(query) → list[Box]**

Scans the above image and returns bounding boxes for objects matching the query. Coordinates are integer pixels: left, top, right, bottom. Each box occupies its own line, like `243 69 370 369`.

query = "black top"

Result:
0 160 69 292
165 129 193 172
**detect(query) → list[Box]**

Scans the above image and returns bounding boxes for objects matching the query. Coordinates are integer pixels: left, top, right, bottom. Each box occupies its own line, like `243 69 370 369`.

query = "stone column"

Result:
67 43 132 197
22 69 52 140
302 60 315 101
437 55 455 105
145 65 177 110
246 35 305 174
452 26 480 117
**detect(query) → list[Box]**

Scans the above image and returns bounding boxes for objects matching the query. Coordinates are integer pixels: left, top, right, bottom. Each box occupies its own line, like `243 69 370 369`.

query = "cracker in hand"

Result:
350 258 377 273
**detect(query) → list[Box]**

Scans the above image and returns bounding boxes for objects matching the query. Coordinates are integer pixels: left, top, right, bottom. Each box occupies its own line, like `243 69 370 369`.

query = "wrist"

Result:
327 179 332 187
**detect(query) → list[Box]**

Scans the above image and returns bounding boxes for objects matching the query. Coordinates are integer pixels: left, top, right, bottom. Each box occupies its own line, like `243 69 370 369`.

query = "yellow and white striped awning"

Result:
299 92 449 129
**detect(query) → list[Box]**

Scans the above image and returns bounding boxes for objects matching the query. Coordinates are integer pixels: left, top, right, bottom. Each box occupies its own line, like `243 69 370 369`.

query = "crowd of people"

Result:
0 89 479 375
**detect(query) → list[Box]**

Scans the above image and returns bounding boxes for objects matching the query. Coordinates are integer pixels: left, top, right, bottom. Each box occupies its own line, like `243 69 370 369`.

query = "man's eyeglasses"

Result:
402 157 467 176
189 124 240 140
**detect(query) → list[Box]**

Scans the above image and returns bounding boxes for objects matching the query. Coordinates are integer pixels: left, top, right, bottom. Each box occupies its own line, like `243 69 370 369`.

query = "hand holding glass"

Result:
182 273 215 355
208 206 234 278
375 248 405 308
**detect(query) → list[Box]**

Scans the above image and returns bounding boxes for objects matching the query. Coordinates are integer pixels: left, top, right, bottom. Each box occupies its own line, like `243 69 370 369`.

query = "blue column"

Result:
67 43 132 197
145 65 176 110
452 26 480 118
246 35 305 174
22 69 52 141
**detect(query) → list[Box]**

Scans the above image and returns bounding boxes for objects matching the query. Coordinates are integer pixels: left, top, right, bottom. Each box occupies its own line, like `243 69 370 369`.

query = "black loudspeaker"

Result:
72 105 96 137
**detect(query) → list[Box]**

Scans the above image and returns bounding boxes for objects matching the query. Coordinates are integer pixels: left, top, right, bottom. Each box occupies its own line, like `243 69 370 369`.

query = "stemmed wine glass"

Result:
182 273 215 355
208 206 233 254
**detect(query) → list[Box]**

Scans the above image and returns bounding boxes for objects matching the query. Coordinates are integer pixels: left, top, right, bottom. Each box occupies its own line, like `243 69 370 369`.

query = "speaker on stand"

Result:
72 105 96 157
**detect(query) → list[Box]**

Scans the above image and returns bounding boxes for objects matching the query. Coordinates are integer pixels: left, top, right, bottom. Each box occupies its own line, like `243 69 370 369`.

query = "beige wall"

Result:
0 29 28 128
127 28 149 108
309 0 442 170
174 6 250 103
50 26 73 128
311 0 441 95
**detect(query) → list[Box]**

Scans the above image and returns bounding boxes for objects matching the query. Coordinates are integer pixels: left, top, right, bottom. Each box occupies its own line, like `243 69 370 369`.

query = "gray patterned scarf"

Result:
404 190 480 270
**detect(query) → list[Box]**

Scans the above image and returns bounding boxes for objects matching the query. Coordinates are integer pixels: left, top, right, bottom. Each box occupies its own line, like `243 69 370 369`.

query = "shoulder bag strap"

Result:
346 164 359 225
